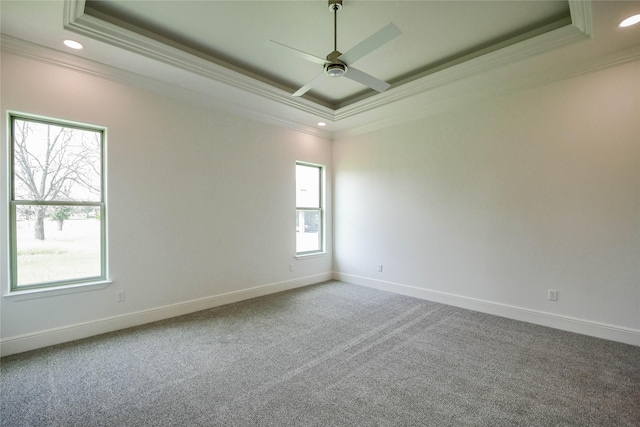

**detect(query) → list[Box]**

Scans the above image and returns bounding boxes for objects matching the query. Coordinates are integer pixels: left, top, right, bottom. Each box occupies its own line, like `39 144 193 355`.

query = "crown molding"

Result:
333 44 640 139
63 1 334 122
62 1 593 123
568 0 594 37
0 35 333 139
335 17 585 121
11 0 622 139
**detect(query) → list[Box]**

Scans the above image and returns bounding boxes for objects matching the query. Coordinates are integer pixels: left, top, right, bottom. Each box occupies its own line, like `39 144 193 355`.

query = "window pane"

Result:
296 209 321 253
296 164 320 208
13 119 102 202
14 204 102 287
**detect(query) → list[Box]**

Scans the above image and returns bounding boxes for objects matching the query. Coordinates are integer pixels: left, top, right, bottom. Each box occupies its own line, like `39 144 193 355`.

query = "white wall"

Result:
333 60 640 345
2 50 639 355
0 52 333 355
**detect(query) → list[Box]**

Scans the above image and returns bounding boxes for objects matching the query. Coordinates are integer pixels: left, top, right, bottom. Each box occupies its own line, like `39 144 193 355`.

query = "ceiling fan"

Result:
269 0 401 97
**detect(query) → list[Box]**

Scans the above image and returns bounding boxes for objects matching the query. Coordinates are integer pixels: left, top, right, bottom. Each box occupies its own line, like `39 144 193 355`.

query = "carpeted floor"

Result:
1 281 639 426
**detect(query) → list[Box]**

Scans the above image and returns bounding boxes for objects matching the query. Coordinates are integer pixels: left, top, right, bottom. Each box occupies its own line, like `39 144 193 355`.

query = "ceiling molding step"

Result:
568 0 594 37
334 45 640 140
62 0 86 25
0 34 137 84
63 0 334 122
334 86 509 139
0 35 332 139
62 0 592 128
335 17 589 121
18 0 617 141
227 106 333 139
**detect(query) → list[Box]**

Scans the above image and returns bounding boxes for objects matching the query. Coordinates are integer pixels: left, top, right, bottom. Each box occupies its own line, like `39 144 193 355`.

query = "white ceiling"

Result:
1 1 639 137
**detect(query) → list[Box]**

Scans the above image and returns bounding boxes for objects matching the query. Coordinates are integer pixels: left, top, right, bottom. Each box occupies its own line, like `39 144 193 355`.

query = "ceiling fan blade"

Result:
343 67 391 93
339 23 401 65
293 71 327 97
267 40 329 65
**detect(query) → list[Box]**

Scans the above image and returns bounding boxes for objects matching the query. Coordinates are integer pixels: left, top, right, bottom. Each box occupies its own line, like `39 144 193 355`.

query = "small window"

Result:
296 162 324 255
9 114 107 291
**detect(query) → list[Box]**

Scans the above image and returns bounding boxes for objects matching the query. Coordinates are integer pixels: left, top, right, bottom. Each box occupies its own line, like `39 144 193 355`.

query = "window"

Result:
9 113 107 291
296 162 323 255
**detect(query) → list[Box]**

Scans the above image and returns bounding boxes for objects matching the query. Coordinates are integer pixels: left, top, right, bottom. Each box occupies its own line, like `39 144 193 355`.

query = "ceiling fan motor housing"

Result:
325 62 347 77
325 50 347 77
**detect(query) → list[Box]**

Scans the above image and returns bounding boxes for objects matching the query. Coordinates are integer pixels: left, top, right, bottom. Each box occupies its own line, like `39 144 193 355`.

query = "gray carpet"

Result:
1 281 639 426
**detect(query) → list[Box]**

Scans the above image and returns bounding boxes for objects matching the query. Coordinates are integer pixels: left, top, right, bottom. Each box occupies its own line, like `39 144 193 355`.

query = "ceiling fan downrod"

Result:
326 0 346 78
330 0 342 52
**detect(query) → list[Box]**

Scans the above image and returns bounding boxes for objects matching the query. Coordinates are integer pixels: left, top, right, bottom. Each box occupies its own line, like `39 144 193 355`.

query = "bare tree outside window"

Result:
13 119 101 239
10 115 106 289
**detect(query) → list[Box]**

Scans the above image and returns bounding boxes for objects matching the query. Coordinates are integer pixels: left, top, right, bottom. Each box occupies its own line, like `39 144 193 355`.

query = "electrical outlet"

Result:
548 289 558 301
289 264 294 272
116 290 125 303
378 264 383 272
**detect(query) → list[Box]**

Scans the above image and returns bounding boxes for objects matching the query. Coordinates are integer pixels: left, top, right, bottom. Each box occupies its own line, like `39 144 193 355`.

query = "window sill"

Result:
3 280 112 301
295 252 327 260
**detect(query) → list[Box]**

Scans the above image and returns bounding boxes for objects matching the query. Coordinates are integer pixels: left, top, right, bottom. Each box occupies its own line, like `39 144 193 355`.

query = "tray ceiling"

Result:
2 1 639 137
83 0 570 108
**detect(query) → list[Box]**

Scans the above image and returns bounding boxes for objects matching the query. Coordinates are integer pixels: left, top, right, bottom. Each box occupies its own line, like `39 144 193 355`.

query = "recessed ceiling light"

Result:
317 122 327 127
619 14 640 28
63 39 83 50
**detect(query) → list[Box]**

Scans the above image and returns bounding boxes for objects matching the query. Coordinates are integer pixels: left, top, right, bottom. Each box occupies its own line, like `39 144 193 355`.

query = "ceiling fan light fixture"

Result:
325 63 347 77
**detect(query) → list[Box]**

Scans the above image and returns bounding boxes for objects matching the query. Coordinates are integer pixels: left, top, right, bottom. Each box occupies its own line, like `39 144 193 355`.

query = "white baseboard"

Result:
333 272 640 347
0 272 332 357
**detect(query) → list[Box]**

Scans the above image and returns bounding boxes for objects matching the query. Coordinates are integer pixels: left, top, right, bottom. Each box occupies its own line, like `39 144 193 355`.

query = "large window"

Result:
9 114 107 291
296 162 323 255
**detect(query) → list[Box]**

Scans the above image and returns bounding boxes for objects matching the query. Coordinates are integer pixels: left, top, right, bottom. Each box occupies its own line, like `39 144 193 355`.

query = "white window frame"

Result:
296 161 324 256
8 112 108 293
